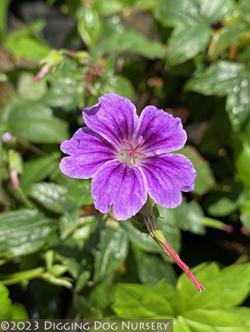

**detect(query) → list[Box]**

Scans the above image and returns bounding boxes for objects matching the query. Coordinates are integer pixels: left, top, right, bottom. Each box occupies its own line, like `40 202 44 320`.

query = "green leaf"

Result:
20 153 59 188
94 0 159 15
226 75 250 132
180 146 215 195
186 61 250 131
0 0 10 40
51 171 93 206
93 27 166 59
94 223 129 282
94 0 127 15
183 308 250 329
114 282 178 318
0 210 56 259
154 0 232 64
30 182 77 213
122 217 181 254
133 248 176 285
186 61 243 96
77 6 102 48
155 0 232 27
6 100 69 143
173 317 192 332
4 29 49 61
45 59 84 111
208 23 250 60
121 222 160 253
0 283 27 319
89 277 115 313
208 197 237 217
240 199 250 229
177 263 250 310
236 143 250 188
17 72 47 101
102 75 135 101
0 283 12 318
167 26 210 65
157 200 205 235
60 214 96 241
113 263 250 330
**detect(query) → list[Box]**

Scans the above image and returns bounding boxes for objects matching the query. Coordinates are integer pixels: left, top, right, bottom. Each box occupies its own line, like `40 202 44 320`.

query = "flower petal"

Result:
140 154 196 208
83 93 138 146
92 160 147 220
60 128 116 179
137 106 187 154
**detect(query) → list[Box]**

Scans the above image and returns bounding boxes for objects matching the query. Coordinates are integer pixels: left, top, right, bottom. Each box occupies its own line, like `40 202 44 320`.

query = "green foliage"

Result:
114 263 250 331
0 210 57 259
154 0 232 64
0 283 27 319
0 0 250 322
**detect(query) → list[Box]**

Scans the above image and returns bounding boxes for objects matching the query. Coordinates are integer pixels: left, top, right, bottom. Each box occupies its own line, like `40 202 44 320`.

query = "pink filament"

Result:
159 238 204 292
121 139 146 164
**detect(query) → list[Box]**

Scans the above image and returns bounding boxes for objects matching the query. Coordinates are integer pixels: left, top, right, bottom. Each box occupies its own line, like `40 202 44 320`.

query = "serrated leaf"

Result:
154 0 232 28
154 0 232 64
186 61 250 132
177 263 250 310
113 263 250 330
186 61 243 96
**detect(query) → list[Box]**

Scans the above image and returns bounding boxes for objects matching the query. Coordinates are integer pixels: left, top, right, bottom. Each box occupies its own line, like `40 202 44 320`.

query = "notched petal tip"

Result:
138 106 187 154
82 92 138 146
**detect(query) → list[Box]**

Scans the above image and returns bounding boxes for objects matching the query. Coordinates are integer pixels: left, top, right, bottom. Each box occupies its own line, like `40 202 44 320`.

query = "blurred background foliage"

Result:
0 0 250 330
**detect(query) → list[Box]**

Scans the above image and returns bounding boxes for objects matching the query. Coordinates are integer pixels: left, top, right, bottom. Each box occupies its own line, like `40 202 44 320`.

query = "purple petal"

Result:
140 154 196 208
83 93 138 146
137 106 187 154
92 160 147 220
60 128 116 179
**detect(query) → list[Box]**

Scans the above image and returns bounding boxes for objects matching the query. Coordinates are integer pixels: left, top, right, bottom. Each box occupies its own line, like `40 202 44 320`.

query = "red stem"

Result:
158 238 204 292
144 216 204 292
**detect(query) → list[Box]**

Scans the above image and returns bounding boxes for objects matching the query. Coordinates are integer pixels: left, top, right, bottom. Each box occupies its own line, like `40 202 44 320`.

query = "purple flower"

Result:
60 93 196 220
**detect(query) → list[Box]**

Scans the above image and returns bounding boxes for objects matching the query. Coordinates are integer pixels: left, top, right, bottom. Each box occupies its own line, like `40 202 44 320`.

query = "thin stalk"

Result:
144 216 204 292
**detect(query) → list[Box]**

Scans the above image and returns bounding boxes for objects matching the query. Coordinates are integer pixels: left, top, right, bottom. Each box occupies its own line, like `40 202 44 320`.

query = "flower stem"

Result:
144 216 204 292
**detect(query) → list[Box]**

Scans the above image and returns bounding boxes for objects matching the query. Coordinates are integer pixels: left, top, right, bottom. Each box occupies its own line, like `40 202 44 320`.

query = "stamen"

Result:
119 138 146 165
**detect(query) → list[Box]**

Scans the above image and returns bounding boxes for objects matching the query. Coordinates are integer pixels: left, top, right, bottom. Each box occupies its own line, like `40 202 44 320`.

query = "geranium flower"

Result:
60 93 196 220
